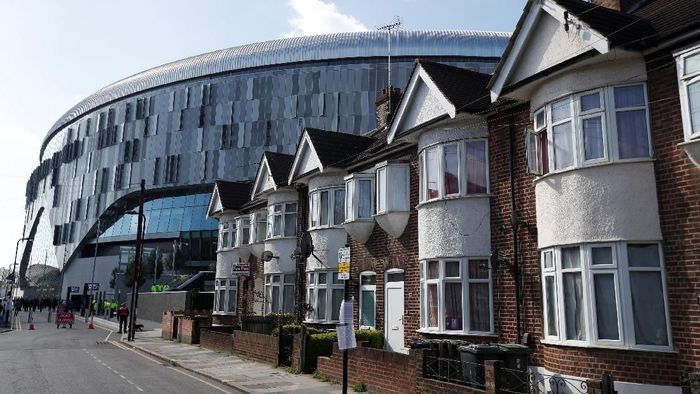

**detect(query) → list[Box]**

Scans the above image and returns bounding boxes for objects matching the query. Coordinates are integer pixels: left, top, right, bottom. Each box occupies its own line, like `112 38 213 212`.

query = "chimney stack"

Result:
375 87 402 130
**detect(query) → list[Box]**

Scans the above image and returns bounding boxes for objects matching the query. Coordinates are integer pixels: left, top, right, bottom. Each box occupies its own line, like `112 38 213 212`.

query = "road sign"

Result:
86 283 99 291
337 247 350 280
336 299 356 350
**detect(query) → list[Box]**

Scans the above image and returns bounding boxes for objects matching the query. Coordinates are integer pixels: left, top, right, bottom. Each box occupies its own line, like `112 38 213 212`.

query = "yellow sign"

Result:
338 261 350 273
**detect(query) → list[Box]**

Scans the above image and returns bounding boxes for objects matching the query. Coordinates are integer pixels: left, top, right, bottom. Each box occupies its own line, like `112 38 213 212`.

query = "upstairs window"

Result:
344 173 374 222
419 139 488 203
249 210 267 244
219 223 231 250
309 187 344 229
527 84 650 175
267 202 297 239
376 162 410 214
235 216 250 247
675 46 700 141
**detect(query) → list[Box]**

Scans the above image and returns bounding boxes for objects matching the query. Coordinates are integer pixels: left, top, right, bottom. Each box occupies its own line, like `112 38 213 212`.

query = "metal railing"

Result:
498 367 589 394
423 354 486 389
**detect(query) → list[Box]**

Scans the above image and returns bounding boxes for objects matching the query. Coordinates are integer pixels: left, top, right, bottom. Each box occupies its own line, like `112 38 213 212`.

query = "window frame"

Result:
418 139 490 204
344 173 375 222
359 271 377 329
540 241 672 351
305 270 344 323
234 215 250 248
308 187 345 230
266 202 297 239
675 45 700 141
532 83 652 177
219 223 232 250
214 278 238 315
264 274 295 315
419 257 493 335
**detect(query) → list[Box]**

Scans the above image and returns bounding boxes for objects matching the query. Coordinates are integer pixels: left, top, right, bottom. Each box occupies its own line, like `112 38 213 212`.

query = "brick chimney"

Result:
375 87 402 130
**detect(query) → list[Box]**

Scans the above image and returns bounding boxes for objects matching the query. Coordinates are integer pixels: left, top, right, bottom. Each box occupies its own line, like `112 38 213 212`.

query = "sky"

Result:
0 0 525 269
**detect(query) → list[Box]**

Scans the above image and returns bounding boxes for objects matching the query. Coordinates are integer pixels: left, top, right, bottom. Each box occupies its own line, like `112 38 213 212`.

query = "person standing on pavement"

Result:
110 300 117 320
117 303 129 333
3 296 13 327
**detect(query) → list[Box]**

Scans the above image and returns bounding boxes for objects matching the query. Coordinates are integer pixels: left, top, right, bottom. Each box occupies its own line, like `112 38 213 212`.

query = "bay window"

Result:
675 46 700 140
309 188 344 229
234 216 250 247
219 223 231 250
214 279 238 314
419 140 488 203
359 272 376 329
306 271 344 322
249 210 267 244
527 84 651 175
541 242 671 350
264 274 295 314
375 162 410 214
345 174 374 222
419 258 492 334
266 202 297 239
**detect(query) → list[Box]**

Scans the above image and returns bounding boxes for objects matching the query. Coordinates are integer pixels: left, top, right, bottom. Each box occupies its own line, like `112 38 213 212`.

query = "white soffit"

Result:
490 0 610 101
288 132 323 184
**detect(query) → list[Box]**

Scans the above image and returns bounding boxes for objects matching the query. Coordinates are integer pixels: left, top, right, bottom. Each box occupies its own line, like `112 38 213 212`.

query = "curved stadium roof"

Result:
42 30 510 155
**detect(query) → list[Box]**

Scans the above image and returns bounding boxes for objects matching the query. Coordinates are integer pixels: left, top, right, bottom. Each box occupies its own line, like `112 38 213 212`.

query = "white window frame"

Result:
266 202 297 239
344 173 375 223
218 223 232 250
419 257 493 335
305 271 344 323
540 241 672 351
264 274 295 315
234 215 250 248
534 84 652 177
375 161 410 215
214 278 238 315
359 271 377 329
248 210 267 245
675 45 700 141
418 139 490 204
308 187 345 230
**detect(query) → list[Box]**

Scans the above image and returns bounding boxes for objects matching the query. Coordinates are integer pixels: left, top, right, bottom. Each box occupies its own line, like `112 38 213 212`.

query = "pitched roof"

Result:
633 0 700 43
304 128 376 168
417 61 493 113
552 0 656 49
214 180 252 210
263 152 294 187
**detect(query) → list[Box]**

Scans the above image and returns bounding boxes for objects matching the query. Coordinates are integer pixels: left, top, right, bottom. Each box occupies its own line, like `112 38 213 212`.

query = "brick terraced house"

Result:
205 1 700 392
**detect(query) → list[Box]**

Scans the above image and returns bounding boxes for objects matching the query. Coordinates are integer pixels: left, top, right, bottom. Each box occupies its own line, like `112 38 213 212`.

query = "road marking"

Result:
166 366 233 393
104 330 112 342
109 341 163 365
82 348 144 392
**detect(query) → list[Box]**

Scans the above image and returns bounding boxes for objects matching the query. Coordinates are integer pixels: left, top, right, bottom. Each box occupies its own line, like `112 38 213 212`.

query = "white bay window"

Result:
266 202 297 239
309 188 344 229
218 223 231 250
420 258 492 334
541 242 671 350
344 174 374 221
676 46 700 141
234 215 250 247
306 271 344 323
375 162 410 214
249 210 267 244
419 140 488 203
264 274 295 314
527 84 651 176
214 278 238 315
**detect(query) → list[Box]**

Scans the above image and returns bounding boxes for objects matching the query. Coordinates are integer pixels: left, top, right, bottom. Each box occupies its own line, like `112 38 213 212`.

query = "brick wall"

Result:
647 50 700 382
347 150 419 345
316 343 419 394
178 317 196 344
200 328 234 354
291 332 305 373
162 311 175 340
232 330 279 365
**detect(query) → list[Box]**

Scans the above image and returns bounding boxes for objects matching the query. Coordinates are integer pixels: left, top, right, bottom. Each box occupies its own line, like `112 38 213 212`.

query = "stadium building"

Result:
18 31 509 303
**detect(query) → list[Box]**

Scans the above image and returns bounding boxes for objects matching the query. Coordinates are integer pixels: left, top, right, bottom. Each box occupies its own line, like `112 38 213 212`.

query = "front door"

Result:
385 270 405 353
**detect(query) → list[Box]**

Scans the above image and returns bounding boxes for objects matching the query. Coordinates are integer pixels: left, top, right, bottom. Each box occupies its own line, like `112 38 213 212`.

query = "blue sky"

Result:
0 0 525 269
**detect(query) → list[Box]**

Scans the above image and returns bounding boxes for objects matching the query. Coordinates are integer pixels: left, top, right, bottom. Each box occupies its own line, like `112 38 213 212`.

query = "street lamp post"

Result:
127 179 146 342
10 237 33 298
86 219 101 323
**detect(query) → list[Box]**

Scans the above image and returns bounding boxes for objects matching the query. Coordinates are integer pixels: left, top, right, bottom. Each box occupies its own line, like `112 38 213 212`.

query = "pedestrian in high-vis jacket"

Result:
117 303 129 333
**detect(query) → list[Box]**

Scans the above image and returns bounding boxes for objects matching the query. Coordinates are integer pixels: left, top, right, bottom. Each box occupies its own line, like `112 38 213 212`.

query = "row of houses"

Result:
204 0 700 392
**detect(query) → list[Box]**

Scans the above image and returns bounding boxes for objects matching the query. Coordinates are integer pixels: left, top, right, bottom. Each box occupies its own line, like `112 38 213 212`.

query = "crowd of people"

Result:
12 297 58 313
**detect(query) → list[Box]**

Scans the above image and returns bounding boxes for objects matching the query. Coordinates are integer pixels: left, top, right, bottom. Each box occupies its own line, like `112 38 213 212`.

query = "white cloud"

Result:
283 0 368 38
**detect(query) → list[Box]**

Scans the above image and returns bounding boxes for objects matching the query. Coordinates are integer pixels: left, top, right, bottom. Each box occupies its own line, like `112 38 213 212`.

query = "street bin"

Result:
498 344 530 392
459 344 504 385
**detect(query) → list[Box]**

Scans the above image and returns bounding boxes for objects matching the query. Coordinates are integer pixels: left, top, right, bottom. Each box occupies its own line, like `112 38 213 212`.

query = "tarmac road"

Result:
0 311 239 394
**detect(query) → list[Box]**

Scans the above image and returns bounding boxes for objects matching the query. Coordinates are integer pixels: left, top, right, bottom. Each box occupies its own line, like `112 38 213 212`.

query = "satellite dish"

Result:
299 232 313 259
261 251 275 262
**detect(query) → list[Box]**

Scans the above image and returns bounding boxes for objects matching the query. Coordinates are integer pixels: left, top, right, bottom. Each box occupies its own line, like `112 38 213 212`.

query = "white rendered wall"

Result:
416 119 488 151
264 238 296 274
397 80 446 134
216 249 241 278
418 197 491 260
307 228 347 271
308 172 345 191
267 189 297 205
535 161 662 248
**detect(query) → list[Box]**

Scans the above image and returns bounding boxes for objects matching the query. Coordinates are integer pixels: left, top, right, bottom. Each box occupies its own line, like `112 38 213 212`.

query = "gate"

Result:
278 328 294 367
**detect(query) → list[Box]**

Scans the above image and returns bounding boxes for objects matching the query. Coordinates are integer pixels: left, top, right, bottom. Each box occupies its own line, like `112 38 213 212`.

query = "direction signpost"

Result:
336 246 354 394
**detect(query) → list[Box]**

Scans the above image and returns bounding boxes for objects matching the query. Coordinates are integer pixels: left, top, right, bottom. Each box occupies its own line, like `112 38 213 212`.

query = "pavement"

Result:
90 316 341 394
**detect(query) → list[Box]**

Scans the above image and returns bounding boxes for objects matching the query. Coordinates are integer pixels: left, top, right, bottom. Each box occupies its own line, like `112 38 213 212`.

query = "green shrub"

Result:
306 332 338 371
264 312 295 326
353 382 367 392
354 329 383 349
